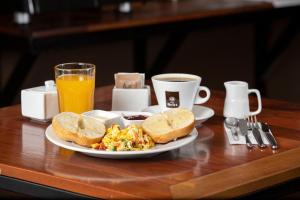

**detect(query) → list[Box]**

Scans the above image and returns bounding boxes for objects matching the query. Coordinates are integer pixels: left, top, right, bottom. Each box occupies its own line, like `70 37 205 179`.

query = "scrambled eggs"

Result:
91 124 155 151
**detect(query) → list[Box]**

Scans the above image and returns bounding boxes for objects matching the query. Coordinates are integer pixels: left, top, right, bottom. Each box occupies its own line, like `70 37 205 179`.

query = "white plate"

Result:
143 105 214 127
45 125 198 159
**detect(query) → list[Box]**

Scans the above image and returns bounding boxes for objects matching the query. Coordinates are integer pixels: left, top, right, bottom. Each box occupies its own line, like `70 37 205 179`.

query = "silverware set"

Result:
247 115 266 149
225 116 278 149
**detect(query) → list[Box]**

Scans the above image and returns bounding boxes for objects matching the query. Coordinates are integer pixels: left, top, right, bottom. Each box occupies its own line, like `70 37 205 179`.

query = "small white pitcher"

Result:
223 81 262 119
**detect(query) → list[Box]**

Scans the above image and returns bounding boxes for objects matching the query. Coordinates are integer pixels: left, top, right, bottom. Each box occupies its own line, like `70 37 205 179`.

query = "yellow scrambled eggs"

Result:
92 124 155 151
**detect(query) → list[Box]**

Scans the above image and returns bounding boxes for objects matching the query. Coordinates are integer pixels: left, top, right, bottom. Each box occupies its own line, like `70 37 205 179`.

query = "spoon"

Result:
224 117 239 141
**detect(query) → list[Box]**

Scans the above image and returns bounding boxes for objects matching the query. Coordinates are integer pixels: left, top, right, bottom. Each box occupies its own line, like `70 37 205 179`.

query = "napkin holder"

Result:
21 80 59 122
112 85 151 111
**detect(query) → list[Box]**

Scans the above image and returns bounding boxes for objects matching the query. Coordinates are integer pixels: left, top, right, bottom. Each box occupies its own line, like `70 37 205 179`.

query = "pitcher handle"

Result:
248 89 262 116
194 86 211 104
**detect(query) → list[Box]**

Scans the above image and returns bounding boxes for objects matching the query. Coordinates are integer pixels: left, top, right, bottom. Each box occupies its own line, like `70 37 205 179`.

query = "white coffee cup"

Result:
223 81 262 119
152 73 210 112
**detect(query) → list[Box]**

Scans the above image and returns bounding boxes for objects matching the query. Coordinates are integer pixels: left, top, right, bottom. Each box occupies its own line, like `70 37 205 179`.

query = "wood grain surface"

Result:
0 85 300 199
0 0 272 38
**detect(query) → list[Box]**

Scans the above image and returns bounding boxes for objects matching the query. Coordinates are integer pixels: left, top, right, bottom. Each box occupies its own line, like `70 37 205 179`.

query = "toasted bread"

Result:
142 108 195 143
52 112 105 147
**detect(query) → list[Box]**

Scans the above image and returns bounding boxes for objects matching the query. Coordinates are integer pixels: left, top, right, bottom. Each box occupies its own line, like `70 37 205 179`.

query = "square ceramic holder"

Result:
112 85 151 111
21 80 59 122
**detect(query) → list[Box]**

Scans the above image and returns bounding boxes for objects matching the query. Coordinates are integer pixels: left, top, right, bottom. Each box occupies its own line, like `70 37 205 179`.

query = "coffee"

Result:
156 77 196 82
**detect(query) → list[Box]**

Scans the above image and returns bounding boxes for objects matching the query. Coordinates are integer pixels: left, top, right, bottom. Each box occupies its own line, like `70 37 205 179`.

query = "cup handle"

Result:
194 86 211 104
248 89 262 116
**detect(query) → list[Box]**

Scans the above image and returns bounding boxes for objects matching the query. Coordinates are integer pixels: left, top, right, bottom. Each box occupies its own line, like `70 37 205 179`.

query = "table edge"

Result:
170 146 300 199
0 146 300 199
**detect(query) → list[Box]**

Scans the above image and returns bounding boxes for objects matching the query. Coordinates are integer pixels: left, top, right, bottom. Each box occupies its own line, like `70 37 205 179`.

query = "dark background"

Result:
1 0 300 105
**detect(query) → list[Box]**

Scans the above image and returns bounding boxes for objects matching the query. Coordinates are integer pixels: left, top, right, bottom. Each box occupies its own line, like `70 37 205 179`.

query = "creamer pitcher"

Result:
223 81 262 119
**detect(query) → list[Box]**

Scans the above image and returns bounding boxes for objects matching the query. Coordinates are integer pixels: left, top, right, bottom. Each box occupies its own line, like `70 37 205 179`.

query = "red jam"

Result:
123 115 148 120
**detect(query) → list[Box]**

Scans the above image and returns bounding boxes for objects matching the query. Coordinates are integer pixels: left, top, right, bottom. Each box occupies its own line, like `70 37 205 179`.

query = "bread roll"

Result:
142 108 195 143
52 112 105 147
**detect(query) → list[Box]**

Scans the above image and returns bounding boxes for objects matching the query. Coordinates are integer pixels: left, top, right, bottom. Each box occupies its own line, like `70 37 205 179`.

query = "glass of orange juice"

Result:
55 63 95 114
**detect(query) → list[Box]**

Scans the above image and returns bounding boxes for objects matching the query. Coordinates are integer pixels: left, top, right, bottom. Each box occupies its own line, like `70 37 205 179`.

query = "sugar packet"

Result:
114 73 145 89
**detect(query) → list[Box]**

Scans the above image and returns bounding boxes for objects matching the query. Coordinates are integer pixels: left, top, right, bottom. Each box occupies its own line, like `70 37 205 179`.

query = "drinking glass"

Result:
55 63 95 113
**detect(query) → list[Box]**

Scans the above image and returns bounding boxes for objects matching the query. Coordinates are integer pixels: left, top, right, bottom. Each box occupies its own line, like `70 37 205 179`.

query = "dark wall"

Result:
1 1 299 105
2 20 300 104
0 0 142 14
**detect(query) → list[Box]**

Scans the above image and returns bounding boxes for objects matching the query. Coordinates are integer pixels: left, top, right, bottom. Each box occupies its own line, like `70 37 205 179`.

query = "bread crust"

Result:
52 113 104 147
142 108 195 143
143 120 195 143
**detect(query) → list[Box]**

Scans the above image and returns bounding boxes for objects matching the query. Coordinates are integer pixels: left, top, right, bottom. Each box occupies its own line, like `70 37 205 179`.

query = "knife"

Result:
252 126 267 148
238 119 253 149
261 122 279 150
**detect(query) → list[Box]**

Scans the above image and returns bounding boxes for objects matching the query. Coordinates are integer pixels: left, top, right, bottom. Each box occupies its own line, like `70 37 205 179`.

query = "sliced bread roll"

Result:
142 108 195 143
52 112 105 147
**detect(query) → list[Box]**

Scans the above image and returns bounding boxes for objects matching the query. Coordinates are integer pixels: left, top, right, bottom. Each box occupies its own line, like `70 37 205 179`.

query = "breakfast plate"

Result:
45 125 198 159
143 105 214 127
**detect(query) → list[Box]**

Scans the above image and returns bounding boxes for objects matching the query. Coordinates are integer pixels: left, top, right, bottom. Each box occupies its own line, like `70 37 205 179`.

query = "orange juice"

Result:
56 74 95 113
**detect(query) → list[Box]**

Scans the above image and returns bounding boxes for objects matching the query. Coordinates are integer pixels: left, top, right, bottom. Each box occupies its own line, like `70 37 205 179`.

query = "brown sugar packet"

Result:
114 73 145 89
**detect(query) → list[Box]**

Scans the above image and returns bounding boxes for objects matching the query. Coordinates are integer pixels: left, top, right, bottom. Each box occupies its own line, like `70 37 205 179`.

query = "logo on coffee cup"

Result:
165 91 180 108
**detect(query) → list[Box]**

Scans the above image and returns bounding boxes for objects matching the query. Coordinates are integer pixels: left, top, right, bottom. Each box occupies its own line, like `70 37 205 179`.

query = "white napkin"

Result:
224 123 270 145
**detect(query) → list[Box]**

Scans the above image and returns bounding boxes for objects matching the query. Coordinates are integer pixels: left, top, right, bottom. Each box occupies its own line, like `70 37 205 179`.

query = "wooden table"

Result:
0 85 300 199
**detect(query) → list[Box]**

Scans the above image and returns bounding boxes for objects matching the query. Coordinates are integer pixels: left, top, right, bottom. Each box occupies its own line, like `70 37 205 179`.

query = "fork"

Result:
247 115 267 148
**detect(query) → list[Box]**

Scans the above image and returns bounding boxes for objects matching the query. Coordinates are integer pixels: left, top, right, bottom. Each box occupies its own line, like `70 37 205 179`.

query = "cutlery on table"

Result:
238 119 253 149
261 122 279 150
224 117 239 141
248 115 266 149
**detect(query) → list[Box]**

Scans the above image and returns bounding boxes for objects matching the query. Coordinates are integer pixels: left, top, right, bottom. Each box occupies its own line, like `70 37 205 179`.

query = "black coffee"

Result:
157 77 196 82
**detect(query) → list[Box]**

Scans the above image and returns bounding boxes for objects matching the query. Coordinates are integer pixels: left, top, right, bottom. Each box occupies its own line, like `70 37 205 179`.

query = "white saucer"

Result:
142 105 214 127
